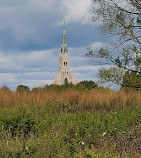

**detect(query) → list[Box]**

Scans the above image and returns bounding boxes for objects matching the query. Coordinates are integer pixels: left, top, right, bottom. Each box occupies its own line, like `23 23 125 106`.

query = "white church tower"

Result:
53 21 78 85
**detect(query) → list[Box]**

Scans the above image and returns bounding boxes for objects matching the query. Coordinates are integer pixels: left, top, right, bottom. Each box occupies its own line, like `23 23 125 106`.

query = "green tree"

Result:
76 80 98 90
98 67 124 86
87 0 141 88
44 83 75 91
122 71 141 89
44 84 61 91
16 85 30 93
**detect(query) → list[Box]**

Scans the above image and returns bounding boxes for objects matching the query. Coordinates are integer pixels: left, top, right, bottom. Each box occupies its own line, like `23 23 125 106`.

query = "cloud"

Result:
0 51 56 74
58 0 91 25
0 71 52 90
0 73 17 83
0 0 61 51
72 65 99 72
91 42 106 50
0 47 58 89
17 71 56 81
16 79 53 90
0 0 96 51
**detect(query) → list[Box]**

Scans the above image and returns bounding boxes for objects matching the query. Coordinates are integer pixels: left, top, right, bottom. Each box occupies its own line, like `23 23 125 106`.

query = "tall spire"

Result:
62 20 67 53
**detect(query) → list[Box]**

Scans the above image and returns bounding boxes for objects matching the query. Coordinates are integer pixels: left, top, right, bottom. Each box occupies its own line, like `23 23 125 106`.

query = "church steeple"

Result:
61 20 68 54
53 21 78 85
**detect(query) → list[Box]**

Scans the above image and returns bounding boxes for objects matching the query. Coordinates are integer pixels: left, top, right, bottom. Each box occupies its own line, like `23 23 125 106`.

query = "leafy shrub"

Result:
16 85 30 93
122 71 141 89
76 80 98 90
0 110 36 137
85 153 92 158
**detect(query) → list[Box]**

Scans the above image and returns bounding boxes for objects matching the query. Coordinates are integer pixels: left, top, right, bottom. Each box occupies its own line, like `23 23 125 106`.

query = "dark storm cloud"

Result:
0 0 64 51
0 0 100 52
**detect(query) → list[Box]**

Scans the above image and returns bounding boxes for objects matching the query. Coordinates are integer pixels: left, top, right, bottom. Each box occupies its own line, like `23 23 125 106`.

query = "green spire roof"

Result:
61 20 67 53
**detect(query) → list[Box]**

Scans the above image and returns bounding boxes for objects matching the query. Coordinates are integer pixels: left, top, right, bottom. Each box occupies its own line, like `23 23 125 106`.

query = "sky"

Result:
0 0 107 90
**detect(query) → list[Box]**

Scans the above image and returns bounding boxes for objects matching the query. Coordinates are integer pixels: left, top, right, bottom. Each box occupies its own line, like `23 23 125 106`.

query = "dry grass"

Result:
0 87 140 110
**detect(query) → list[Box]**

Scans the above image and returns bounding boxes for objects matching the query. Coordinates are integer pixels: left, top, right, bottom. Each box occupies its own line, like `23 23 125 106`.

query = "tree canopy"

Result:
76 80 98 90
16 85 30 93
44 80 98 91
87 0 141 88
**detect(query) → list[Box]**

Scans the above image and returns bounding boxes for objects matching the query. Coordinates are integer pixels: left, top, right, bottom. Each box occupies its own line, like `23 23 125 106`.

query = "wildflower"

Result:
102 132 107 136
81 141 85 145
79 141 85 145
25 147 28 151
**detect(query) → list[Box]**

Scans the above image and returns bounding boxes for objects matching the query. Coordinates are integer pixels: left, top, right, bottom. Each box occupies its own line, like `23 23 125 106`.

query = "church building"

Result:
53 22 78 85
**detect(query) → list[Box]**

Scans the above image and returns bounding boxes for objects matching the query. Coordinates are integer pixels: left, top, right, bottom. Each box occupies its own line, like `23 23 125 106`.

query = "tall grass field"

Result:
0 86 141 158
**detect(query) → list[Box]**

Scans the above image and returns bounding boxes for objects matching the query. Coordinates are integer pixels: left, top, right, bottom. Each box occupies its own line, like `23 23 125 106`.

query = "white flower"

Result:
81 141 85 145
79 141 85 145
25 147 28 150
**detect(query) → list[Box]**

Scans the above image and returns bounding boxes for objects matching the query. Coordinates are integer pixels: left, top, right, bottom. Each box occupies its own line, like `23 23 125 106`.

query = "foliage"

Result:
122 71 141 89
0 87 140 157
16 85 30 93
43 80 98 91
76 80 98 90
99 67 124 86
0 109 36 138
87 0 141 88
44 83 75 91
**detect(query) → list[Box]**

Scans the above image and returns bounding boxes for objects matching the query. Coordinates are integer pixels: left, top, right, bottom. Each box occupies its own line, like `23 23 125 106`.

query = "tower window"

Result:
64 62 65 66
66 62 67 66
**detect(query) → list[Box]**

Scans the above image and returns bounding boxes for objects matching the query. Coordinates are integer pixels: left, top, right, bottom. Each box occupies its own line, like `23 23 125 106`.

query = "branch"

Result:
111 0 140 15
108 56 140 74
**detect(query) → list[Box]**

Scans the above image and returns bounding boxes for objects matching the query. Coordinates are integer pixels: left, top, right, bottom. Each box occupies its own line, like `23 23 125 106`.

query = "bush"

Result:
122 71 141 89
16 85 30 93
0 110 36 137
76 80 98 90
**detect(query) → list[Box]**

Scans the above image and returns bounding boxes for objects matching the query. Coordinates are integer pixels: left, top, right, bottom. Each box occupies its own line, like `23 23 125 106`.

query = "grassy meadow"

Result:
0 86 141 158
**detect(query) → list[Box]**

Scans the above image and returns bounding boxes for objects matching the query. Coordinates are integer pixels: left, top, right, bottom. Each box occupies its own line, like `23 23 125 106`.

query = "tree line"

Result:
15 80 98 92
